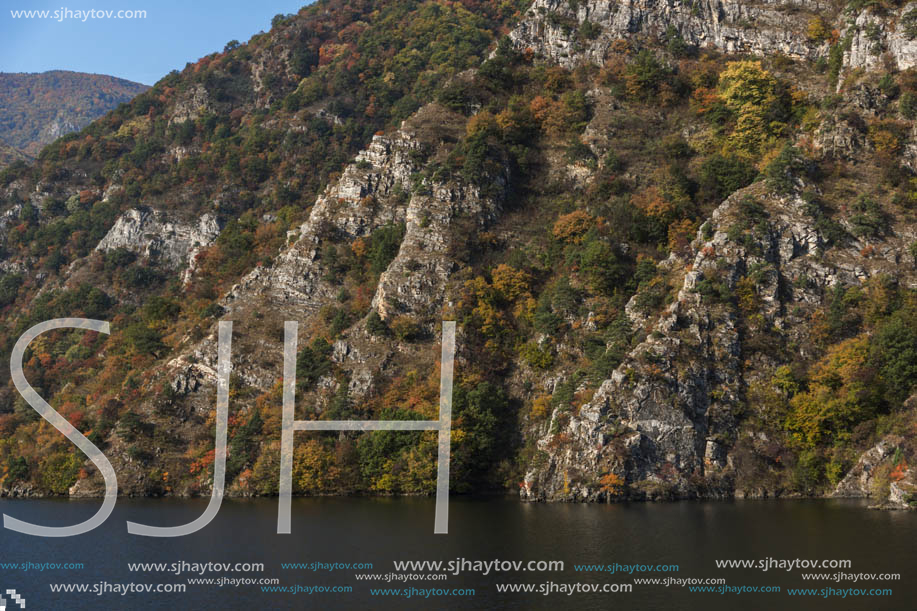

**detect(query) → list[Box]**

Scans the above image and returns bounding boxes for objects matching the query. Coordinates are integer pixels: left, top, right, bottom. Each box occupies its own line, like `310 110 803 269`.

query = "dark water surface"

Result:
0 496 912 609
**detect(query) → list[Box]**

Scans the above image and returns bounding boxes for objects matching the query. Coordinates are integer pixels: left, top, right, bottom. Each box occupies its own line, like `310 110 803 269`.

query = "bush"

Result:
868 309 917 405
848 195 888 238
124 322 166 356
579 19 602 41
449 382 511 491
0 273 23 307
366 311 389 337
792 450 824 494
368 223 406 274
903 9 917 40
900 92 917 119
578 238 629 294
764 145 807 194
698 154 758 202
390 315 421 341
624 50 668 99
39 453 81 494
519 341 554 369
552 210 594 243
806 17 828 42
296 338 333 390
6 456 29 482
787 336 882 447
664 25 693 58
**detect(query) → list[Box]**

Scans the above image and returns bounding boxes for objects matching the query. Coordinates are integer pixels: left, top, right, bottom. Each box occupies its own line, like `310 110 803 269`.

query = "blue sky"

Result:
0 1 312 85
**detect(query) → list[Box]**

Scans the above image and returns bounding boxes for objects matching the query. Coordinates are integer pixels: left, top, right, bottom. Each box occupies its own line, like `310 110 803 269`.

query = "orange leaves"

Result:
318 42 350 66
189 449 215 475
599 472 625 495
552 210 594 244
351 237 367 258
631 186 675 221
465 110 498 138
890 460 908 482
529 95 552 122
690 87 721 115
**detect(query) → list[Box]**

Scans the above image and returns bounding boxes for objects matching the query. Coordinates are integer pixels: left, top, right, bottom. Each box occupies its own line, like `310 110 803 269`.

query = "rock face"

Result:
844 6 917 72
95 207 221 274
833 437 901 498
166 103 505 417
508 0 917 73
38 113 80 144
168 84 211 126
832 435 917 509
521 178 917 501
509 0 828 69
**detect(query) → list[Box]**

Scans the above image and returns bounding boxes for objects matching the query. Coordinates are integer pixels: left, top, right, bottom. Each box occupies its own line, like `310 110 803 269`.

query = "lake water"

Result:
0 497 912 609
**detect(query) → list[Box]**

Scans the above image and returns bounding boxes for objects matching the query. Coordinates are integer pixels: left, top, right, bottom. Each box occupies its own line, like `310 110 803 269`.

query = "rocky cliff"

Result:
2 0 917 507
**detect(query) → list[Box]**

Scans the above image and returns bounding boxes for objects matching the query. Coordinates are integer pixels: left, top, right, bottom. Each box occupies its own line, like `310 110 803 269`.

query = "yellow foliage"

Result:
293 439 336 493
718 61 780 155
806 17 828 42
491 264 531 302
735 276 760 315
599 472 624 495
869 129 900 157
786 336 880 447
530 395 551 420
667 218 696 254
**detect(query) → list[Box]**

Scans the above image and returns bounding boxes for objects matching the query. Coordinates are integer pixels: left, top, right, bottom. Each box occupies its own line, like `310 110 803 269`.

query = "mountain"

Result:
0 71 148 158
0 141 27 167
1 0 917 508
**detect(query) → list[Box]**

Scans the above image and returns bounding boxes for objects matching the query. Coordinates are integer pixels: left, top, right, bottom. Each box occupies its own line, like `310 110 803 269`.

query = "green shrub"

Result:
764 145 807 194
124 322 166 356
900 92 917 119
792 450 824 494
868 309 917 405
519 341 554 369
698 154 758 202
848 195 888 238
39 453 81 494
6 456 29 482
296 338 333 391
368 223 406 275
0 273 23 307
366 311 389 337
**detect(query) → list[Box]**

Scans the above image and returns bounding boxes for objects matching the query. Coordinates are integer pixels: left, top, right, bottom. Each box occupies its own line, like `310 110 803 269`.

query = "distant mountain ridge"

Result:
0 70 148 158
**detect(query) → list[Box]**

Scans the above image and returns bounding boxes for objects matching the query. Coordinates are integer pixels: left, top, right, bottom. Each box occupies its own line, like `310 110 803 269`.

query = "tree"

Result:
869 309 917 405
296 338 332 391
718 61 781 155
552 210 594 243
786 337 882 447
39 452 81 494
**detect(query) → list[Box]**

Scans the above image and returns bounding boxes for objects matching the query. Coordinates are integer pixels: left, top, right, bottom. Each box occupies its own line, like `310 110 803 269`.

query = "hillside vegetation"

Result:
0 0 917 508
0 71 148 158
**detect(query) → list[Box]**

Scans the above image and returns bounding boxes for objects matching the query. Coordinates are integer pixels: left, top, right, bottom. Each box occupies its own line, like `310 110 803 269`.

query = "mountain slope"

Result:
0 71 149 158
0 141 28 167
2 0 917 508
